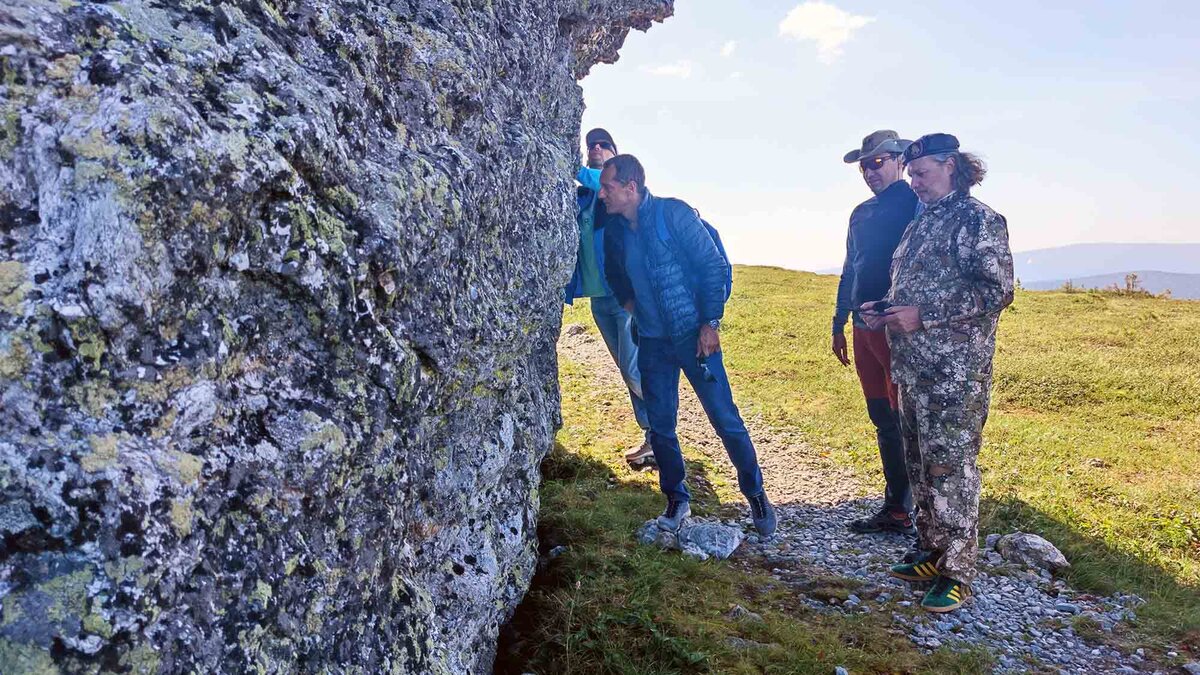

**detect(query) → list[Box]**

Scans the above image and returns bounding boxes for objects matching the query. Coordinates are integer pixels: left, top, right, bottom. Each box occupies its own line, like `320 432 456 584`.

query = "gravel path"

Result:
558 325 862 506
558 326 1185 674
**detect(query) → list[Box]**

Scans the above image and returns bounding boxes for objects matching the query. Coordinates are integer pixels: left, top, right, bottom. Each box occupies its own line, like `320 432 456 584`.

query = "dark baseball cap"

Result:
585 128 617 153
903 133 960 164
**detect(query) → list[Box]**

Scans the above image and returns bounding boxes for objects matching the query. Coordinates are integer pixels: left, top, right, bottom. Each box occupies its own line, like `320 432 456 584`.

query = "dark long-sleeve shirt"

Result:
833 181 920 333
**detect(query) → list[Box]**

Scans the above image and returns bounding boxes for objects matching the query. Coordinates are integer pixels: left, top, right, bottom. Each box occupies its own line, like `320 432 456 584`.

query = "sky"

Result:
580 0 1200 272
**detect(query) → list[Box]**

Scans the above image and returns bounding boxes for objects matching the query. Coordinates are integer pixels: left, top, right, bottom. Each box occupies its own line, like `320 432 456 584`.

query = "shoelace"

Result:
749 495 767 519
665 501 684 518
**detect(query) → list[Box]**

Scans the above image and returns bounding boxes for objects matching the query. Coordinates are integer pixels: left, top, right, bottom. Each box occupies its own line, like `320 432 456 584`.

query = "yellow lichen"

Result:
171 450 204 485
0 639 58 675
0 260 31 313
0 334 30 379
104 556 146 583
82 609 114 638
68 318 107 370
300 419 347 454
73 159 111 186
122 642 161 674
81 433 121 472
46 53 81 81
170 497 194 537
250 580 272 607
40 568 94 622
0 596 25 627
61 127 118 162
150 407 177 439
69 379 118 417
313 208 348 255
324 185 360 213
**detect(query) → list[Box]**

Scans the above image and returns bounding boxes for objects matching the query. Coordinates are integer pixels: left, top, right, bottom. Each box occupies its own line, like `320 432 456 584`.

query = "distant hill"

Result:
816 242 1200 290
1014 243 1200 283
1024 270 1200 299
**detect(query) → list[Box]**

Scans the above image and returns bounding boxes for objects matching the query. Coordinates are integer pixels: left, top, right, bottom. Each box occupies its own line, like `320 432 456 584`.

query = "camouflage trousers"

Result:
897 378 991 584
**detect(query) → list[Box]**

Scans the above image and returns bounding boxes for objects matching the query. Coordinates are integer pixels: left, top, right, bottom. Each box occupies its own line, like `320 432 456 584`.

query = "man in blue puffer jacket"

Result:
600 154 777 536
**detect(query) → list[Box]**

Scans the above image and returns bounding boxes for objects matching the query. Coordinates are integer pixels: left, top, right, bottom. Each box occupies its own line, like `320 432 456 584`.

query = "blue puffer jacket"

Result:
604 189 727 343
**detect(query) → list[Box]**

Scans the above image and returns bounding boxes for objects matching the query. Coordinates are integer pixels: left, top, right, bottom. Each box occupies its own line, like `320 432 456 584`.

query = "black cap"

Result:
903 133 960 164
585 128 617 154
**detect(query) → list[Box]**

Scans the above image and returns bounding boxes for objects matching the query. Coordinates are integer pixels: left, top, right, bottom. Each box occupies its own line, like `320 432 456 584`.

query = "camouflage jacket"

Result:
885 192 1014 385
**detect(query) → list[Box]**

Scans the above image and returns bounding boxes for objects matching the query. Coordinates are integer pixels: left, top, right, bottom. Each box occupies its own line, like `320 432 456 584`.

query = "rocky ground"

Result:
559 325 1193 674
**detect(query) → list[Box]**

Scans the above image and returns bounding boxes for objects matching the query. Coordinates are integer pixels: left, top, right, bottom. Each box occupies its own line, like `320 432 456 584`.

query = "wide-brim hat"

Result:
843 129 912 163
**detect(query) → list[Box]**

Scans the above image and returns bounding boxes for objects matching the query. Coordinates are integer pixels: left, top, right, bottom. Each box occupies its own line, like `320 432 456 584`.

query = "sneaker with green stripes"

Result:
921 575 970 613
888 549 939 582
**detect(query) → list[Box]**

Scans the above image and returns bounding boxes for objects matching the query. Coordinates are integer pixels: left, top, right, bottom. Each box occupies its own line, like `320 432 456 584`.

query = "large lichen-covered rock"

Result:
0 1 672 672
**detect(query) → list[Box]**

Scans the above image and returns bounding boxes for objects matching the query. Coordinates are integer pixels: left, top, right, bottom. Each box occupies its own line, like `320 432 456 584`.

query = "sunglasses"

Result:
588 141 614 151
859 154 897 172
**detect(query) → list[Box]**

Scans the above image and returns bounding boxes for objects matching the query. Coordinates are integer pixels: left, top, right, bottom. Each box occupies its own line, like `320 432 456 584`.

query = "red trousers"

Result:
853 326 897 408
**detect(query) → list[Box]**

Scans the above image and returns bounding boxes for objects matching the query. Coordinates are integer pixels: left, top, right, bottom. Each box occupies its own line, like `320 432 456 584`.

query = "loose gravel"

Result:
735 500 1161 674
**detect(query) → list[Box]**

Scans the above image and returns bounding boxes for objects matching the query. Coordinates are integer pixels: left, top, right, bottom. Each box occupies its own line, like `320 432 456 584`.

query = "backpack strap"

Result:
654 199 672 242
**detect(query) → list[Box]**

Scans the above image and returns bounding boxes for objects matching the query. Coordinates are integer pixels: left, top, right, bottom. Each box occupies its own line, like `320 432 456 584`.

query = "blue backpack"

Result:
654 201 733 301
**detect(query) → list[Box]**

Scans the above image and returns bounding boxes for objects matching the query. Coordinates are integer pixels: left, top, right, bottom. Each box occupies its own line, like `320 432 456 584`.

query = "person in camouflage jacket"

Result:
861 133 1014 613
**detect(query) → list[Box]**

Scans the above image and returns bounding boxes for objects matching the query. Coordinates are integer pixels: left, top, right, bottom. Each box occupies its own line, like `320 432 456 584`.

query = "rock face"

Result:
0 1 671 672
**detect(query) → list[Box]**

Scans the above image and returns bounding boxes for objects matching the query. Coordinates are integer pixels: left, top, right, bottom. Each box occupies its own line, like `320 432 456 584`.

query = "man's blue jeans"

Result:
638 335 764 503
589 295 650 438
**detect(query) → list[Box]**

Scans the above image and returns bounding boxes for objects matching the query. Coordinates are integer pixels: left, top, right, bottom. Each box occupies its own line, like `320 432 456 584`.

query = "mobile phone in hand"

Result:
861 300 892 316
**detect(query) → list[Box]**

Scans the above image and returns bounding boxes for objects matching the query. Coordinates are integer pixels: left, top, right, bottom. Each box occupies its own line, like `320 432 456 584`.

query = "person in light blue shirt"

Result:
564 128 653 467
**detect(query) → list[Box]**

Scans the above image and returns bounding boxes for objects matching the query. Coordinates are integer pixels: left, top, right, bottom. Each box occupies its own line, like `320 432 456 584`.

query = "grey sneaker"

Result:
656 499 691 531
623 440 654 464
748 492 777 537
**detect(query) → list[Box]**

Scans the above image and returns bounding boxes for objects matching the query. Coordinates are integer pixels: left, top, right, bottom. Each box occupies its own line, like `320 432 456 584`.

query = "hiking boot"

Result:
889 548 940 582
748 492 777 537
921 575 970 613
656 499 691 531
847 505 916 536
623 440 656 468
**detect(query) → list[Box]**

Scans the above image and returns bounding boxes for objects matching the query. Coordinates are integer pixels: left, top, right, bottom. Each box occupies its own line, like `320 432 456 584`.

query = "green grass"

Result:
500 266 1199 671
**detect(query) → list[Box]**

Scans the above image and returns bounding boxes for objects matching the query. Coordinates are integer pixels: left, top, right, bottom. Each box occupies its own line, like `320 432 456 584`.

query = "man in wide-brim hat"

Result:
832 130 920 538
861 133 1014 613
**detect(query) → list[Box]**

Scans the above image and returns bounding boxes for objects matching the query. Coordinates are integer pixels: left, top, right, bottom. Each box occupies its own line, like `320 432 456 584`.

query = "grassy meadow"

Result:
498 266 1199 672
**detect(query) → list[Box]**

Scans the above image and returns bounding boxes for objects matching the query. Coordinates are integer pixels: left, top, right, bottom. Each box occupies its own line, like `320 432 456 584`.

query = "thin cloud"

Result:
778 1 875 64
721 40 737 58
642 60 694 79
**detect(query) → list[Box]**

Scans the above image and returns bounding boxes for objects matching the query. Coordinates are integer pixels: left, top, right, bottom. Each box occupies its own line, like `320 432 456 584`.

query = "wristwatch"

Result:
706 319 721 331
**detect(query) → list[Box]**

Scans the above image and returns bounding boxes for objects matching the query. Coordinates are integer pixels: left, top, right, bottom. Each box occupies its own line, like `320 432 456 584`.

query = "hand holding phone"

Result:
860 300 892 316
